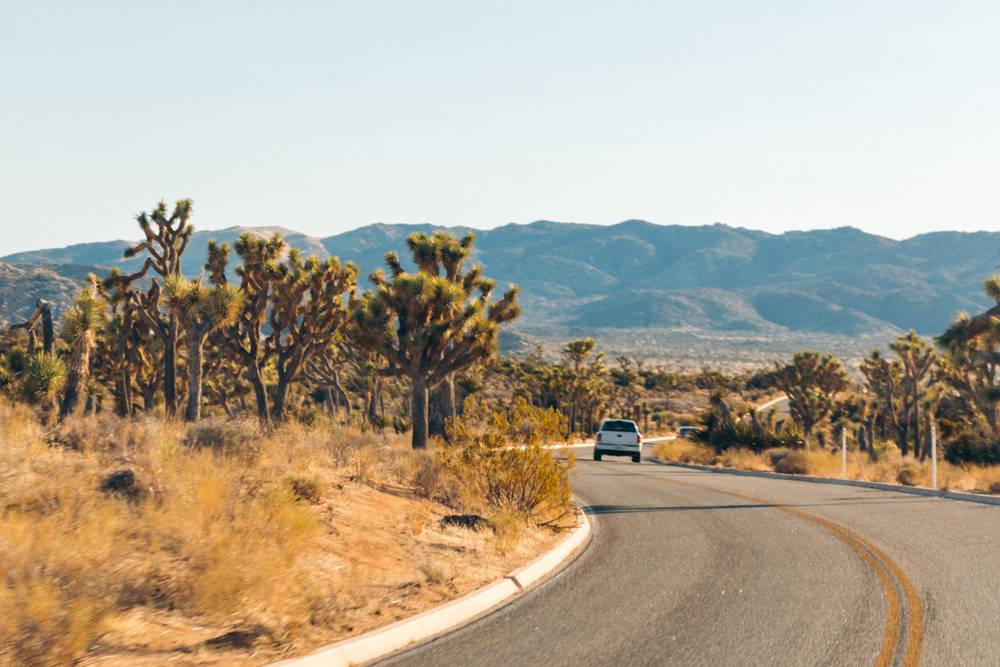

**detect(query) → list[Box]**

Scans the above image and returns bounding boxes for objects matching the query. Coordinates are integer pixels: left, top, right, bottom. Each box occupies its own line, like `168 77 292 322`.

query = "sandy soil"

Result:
79 480 565 666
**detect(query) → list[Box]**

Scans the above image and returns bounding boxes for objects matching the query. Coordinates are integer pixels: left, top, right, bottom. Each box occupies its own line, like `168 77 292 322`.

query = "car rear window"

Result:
602 420 637 432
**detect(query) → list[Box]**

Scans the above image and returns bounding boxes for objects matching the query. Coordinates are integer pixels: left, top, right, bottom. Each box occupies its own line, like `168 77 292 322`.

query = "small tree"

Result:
163 276 245 422
59 282 107 419
121 199 195 416
21 352 66 422
889 331 936 456
773 350 849 439
205 233 286 421
265 251 359 421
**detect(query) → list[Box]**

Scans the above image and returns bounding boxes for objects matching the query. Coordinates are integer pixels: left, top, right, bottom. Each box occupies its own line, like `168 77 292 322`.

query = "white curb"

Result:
662 461 1000 507
273 508 591 667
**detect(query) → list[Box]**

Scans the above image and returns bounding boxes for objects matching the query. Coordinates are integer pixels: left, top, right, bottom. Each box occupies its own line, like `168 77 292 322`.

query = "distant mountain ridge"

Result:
3 221 998 364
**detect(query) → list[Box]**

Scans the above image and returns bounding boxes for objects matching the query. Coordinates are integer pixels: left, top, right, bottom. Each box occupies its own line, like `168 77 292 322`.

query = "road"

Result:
378 448 1000 666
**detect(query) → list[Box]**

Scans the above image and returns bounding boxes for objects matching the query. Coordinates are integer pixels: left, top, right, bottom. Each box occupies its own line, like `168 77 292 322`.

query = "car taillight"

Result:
638 435 642 443
596 433 601 442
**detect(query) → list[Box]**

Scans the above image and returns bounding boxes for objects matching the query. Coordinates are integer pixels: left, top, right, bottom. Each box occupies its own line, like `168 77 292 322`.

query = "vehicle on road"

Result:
676 426 699 439
594 419 642 462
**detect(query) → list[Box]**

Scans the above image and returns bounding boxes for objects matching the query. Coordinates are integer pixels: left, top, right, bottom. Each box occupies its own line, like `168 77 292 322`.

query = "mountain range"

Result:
2 221 998 369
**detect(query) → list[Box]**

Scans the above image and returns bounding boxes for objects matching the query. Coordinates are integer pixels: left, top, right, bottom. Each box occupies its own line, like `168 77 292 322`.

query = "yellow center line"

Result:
582 461 924 666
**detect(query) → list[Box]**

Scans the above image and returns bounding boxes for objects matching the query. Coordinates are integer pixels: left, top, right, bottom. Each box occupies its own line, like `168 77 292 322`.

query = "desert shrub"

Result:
653 438 716 465
288 475 324 503
942 421 1000 465
717 448 769 470
440 396 574 524
765 447 792 466
488 510 530 555
406 451 441 498
184 418 263 461
896 466 924 487
697 410 803 454
773 450 809 475
393 415 413 433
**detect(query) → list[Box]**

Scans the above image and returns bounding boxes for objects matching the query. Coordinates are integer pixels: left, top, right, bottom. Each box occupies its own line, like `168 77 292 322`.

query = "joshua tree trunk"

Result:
220 391 235 419
183 320 215 423
249 366 269 422
59 343 91 419
141 382 156 414
440 374 456 427
333 373 351 416
411 376 429 449
114 375 132 417
39 302 54 355
185 331 204 422
164 317 179 416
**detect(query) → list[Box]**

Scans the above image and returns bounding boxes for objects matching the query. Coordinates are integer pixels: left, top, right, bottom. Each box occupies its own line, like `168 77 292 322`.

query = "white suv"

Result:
594 419 642 463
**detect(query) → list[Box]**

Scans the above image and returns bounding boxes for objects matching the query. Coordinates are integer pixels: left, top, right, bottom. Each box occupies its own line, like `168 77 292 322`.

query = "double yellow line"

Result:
583 462 924 666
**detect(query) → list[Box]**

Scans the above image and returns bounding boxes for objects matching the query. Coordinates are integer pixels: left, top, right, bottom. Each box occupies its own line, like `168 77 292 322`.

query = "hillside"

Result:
0 262 109 325
4 221 997 367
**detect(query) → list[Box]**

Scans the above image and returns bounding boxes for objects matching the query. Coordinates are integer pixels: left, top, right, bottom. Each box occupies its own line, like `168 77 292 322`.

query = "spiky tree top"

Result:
361 255 520 388
773 350 849 436
123 199 194 279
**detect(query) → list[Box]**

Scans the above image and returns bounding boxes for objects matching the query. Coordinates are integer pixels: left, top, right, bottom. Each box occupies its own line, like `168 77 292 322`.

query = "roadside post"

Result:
931 423 937 489
841 427 847 480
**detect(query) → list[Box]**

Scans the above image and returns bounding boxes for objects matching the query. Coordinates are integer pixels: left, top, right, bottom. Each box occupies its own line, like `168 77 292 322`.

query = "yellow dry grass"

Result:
0 403 561 666
654 437 1000 496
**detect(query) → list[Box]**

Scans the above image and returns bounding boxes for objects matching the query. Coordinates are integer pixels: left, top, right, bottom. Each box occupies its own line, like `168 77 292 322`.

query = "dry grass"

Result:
654 436 1000 496
652 438 716 465
0 403 562 666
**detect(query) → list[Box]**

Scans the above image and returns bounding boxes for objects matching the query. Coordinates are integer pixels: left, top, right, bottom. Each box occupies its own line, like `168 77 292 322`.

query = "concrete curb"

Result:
273 507 592 667
662 461 1000 507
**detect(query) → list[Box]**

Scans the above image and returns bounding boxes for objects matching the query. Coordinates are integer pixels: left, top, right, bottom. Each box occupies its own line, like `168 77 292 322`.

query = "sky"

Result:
2 1 999 255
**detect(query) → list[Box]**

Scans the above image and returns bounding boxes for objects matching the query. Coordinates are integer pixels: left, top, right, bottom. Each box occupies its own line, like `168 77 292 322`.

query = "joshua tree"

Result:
399 231 484 426
860 349 903 443
563 338 596 435
773 350 849 438
612 355 644 417
303 344 354 418
355 232 520 448
265 251 359 421
10 299 55 355
205 233 286 421
889 331 936 456
120 199 195 416
935 275 1000 433
59 281 107 419
20 352 66 422
163 276 245 422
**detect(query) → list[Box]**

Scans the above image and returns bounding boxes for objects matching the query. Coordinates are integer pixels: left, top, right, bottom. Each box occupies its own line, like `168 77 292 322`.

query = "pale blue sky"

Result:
3 1 999 254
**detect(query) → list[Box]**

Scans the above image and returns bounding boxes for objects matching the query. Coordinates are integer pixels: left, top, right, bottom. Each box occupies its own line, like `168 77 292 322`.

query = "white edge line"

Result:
272 505 592 667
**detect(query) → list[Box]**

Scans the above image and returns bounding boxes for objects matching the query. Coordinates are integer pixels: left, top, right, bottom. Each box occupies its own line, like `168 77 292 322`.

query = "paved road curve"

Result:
379 450 1000 666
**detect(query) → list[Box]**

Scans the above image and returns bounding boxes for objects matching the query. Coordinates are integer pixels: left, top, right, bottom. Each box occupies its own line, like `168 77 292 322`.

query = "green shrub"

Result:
896 466 924 487
765 447 792 466
441 397 574 524
773 451 809 475
943 421 1000 465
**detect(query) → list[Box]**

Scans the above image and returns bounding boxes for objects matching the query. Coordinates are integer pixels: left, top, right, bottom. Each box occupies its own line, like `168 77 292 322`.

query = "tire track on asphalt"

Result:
583 461 924 666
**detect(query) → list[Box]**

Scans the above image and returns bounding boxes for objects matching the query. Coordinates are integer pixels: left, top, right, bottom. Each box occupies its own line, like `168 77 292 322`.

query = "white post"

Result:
931 423 937 490
842 427 847 480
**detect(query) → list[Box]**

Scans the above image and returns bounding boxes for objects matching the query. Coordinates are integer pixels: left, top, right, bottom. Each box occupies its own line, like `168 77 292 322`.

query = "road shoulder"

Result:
273 505 592 667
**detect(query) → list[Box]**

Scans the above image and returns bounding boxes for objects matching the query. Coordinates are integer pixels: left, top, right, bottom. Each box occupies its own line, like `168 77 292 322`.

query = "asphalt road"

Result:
378 448 1000 666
